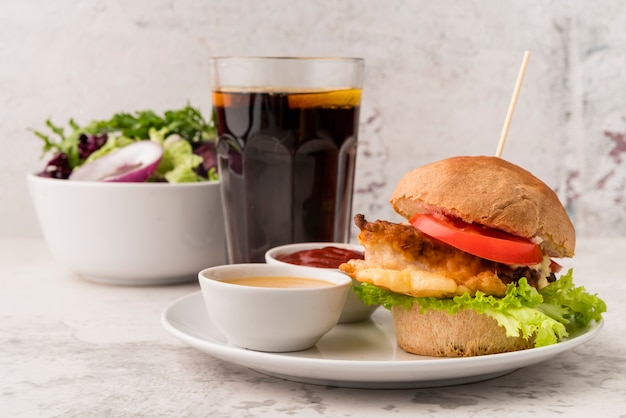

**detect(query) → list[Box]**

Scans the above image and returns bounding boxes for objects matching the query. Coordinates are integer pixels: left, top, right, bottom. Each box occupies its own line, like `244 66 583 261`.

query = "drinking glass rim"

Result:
209 56 365 90
209 56 364 63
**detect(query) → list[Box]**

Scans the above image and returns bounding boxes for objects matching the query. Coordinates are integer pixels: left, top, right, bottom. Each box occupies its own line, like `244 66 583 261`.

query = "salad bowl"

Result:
27 174 226 285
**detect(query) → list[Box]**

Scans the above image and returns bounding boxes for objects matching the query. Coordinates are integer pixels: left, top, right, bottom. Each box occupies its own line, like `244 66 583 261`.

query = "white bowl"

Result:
265 242 379 323
198 263 351 352
27 174 227 285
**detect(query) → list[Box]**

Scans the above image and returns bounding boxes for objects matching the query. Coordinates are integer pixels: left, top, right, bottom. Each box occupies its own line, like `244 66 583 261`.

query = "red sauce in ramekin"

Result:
276 246 364 268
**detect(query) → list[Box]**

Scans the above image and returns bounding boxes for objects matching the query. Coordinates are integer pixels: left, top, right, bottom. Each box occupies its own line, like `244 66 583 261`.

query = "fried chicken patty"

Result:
339 215 554 298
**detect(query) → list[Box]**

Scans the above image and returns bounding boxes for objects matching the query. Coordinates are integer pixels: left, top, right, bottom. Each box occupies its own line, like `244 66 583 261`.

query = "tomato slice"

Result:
550 259 563 273
409 214 543 266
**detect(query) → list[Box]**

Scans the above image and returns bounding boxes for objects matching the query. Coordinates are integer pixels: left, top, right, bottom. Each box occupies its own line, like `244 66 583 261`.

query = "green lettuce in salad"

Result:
32 105 218 183
354 269 606 347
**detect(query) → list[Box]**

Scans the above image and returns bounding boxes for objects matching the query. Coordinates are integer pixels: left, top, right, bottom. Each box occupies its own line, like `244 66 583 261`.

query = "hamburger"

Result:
340 155 606 357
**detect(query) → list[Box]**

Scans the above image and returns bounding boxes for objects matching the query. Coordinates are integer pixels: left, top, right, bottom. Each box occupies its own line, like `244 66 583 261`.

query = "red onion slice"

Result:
69 141 164 182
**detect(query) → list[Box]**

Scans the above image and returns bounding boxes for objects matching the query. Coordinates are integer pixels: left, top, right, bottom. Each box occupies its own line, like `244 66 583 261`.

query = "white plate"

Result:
161 291 603 389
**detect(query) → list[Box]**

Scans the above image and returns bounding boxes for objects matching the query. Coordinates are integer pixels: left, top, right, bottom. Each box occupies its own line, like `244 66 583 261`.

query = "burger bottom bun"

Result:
391 305 535 357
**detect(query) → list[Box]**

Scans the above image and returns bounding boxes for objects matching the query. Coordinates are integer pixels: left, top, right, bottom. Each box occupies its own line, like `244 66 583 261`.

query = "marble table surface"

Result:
1 237 624 417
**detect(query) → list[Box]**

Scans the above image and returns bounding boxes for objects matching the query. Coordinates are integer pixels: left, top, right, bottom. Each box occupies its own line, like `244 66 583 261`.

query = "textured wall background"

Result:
1 0 625 238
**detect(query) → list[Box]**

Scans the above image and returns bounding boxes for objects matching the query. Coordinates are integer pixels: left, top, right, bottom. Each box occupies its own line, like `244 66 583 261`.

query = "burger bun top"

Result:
390 155 575 258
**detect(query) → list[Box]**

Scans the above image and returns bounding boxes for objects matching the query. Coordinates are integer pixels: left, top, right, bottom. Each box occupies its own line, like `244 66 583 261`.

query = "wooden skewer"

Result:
495 50 531 158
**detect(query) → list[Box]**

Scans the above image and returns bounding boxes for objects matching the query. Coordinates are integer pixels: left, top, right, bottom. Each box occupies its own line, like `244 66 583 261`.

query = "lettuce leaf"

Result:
149 128 205 183
354 269 606 347
537 270 607 333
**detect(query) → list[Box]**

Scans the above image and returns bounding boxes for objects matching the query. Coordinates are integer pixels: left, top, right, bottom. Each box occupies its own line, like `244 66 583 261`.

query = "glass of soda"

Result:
210 57 365 263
